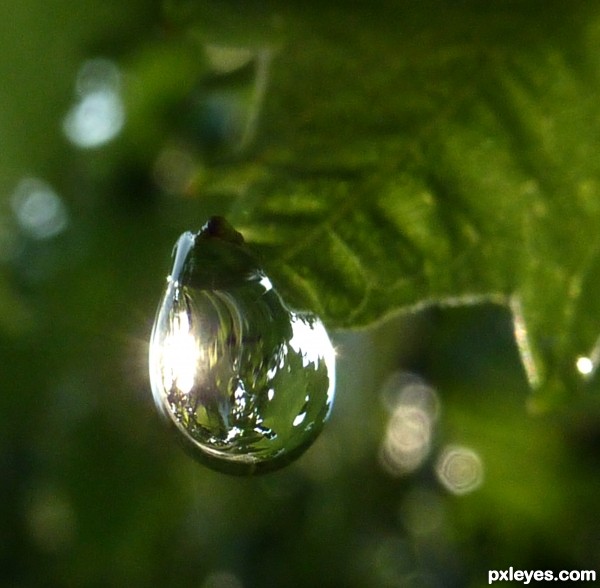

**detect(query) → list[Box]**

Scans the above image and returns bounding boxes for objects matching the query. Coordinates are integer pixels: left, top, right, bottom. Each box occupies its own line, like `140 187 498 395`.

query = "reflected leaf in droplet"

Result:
149 217 336 475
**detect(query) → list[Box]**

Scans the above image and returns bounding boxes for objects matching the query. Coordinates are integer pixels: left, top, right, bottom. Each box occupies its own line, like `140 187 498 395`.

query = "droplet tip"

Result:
199 216 245 245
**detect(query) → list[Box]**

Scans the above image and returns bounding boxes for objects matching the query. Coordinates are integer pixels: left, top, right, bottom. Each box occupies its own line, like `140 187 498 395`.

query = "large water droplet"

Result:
149 217 336 475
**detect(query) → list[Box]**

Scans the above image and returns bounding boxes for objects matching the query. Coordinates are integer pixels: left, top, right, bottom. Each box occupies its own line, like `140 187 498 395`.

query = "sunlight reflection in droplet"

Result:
63 58 124 149
435 444 484 495
290 314 336 378
379 372 439 476
159 307 201 395
11 177 68 240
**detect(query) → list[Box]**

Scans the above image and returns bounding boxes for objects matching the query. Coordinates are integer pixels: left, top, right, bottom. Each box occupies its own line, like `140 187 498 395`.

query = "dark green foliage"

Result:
0 1 598 586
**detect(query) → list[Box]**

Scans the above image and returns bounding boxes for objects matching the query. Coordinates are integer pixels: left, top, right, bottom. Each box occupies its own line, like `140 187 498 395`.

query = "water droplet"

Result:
149 217 336 475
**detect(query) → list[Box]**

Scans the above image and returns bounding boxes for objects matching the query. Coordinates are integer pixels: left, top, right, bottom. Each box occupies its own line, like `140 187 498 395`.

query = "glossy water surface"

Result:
149 217 336 474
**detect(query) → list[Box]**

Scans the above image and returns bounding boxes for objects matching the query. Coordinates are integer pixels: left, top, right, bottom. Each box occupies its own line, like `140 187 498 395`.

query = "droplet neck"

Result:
171 217 262 290
169 231 196 287
198 216 245 245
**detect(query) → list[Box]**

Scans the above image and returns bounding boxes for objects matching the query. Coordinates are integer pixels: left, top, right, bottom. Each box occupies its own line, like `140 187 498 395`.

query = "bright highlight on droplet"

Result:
149 217 336 475
435 444 484 495
63 58 125 149
576 356 594 376
159 308 200 395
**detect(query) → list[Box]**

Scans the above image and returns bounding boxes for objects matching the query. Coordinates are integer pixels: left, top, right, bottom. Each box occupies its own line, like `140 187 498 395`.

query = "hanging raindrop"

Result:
149 217 336 475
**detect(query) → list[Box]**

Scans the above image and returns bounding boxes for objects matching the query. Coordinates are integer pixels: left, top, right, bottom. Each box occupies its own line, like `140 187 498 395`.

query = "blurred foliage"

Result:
0 1 599 587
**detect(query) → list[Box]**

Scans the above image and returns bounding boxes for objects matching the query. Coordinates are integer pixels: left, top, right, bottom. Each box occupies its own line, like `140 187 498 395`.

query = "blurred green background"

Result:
1 1 599 587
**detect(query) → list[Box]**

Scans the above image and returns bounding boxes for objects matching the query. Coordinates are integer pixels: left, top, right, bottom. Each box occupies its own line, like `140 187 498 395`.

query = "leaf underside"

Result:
169 1 600 408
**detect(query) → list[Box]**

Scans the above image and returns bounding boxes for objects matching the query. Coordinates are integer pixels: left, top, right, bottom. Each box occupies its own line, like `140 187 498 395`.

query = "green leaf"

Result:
169 1 600 408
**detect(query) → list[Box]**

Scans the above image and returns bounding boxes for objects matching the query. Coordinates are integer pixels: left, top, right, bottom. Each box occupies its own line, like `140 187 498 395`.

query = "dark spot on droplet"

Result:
201 216 245 245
